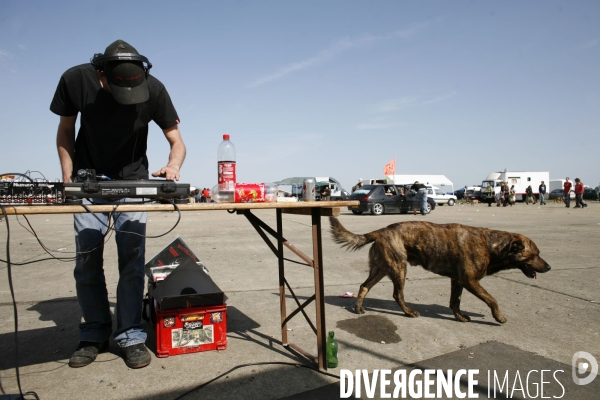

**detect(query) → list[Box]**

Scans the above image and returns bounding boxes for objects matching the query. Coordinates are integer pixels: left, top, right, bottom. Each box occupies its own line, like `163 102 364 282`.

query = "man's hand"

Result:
154 125 186 181
152 165 180 181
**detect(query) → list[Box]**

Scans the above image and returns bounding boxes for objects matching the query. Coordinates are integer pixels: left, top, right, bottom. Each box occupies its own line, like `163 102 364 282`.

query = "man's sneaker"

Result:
69 340 109 368
122 343 151 369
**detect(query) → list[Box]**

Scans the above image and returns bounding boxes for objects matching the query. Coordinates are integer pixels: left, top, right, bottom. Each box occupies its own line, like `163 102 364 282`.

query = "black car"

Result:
347 184 436 215
583 188 599 201
456 187 482 202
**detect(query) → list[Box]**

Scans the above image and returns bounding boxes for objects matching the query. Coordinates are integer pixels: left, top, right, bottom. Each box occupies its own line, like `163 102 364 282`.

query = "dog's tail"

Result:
329 216 375 251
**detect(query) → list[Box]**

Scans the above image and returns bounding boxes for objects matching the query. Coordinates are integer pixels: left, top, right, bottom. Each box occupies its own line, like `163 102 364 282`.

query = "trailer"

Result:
479 171 550 204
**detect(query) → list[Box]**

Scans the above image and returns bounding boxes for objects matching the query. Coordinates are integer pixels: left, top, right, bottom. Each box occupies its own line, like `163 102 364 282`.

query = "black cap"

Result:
102 40 149 105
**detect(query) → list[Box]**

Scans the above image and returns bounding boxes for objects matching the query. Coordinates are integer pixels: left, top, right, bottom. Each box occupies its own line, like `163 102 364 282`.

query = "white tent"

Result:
387 175 454 194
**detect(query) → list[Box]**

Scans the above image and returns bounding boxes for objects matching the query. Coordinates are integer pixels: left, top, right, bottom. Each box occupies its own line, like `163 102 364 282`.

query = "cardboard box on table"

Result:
145 238 227 357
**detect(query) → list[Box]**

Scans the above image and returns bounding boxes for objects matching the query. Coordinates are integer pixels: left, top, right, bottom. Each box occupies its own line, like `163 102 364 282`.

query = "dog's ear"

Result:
509 238 524 254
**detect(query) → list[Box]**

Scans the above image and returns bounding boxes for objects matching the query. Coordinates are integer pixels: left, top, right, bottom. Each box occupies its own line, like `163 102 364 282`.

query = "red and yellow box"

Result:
154 302 227 358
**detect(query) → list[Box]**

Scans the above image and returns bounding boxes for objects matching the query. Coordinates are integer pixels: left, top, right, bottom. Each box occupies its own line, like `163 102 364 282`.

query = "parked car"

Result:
466 189 481 201
347 184 436 215
583 188 599 201
549 189 575 200
427 186 456 206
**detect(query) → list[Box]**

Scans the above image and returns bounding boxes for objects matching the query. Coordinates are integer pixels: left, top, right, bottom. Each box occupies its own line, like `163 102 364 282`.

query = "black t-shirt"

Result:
50 64 179 180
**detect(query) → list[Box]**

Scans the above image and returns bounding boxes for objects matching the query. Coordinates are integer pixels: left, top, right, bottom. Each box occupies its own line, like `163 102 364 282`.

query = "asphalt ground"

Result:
1 199 599 399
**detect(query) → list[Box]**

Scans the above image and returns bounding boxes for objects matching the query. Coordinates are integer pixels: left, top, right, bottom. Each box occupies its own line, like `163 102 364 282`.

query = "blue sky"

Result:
1 1 598 192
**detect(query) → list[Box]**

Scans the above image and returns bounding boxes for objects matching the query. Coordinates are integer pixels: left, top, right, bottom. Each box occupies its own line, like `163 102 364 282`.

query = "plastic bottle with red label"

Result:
218 134 236 186
217 134 236 202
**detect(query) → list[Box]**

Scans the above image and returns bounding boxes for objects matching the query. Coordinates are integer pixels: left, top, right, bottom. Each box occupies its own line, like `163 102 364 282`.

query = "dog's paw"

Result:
493 313 507 324
454 312 471 322
354 306 365 314
406 310 420 318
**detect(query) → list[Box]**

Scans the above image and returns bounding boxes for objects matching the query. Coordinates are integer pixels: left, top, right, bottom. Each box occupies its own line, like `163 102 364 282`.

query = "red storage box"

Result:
154 301 227 358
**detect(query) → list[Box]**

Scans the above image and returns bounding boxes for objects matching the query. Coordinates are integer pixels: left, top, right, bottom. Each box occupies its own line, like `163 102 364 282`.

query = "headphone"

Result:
90 52 152 78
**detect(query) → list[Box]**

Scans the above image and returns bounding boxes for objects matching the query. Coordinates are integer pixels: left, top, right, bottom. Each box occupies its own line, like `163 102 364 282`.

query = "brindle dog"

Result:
329 217 550 323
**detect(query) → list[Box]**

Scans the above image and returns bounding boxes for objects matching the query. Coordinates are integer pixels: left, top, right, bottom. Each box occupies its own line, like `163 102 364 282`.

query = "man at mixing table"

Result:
50 39 186 369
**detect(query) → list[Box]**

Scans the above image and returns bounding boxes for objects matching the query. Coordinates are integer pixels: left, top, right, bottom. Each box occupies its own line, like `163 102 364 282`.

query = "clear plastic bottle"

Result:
211 184 234 203
217 134 236 194
326 331 339 368
265 183 278 202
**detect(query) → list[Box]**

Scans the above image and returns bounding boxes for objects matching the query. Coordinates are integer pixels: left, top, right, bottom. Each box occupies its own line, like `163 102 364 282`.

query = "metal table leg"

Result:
241 208 328 371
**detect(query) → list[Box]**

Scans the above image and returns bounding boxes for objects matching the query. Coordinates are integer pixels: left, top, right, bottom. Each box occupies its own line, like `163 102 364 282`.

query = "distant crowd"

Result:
193 187 212 203
475 176 595 208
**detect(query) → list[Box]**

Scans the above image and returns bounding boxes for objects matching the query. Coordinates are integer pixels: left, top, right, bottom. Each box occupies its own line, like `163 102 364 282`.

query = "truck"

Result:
274 176 349 200
479 171 550 204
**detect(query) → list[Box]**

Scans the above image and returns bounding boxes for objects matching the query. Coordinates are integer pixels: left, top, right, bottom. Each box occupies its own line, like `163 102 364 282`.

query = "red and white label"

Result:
218 162 236 191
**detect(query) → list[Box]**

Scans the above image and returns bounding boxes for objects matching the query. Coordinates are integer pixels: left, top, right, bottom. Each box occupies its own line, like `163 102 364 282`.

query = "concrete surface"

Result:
1 200 599 399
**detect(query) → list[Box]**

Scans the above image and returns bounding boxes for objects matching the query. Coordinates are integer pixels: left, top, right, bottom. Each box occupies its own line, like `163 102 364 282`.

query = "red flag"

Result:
383 158 395 176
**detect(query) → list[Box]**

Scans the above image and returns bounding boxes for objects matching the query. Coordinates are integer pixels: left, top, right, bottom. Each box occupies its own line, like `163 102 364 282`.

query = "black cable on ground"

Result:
0 205 41 400
172 361 340 400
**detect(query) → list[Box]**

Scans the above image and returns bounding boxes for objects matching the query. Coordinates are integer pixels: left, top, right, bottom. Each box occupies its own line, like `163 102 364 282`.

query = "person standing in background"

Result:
322 185 331 201
563 177 572 208
539 181 547 205
574 178 587 208
410 181 428 215
194 188 202 203
502 182 510 207
485 183 493 207
509 185 516 206
525 185 533 205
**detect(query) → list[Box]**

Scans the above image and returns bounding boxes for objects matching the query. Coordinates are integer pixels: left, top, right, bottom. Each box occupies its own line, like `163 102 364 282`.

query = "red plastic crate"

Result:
154 301 227 358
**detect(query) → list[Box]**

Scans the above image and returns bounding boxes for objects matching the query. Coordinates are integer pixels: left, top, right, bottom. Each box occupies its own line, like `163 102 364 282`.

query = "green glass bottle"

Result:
326 331 338 368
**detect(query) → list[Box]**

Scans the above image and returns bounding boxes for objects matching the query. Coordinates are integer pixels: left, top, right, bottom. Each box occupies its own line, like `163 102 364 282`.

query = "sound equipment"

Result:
0 179 64 205
1 170 190 205
63 180 190 204
62 169 189 204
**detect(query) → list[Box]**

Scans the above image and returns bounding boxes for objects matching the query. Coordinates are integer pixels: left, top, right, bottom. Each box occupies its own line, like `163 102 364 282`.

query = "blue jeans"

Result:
539 192 546 204
419 189 428 214
74 198 147 347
